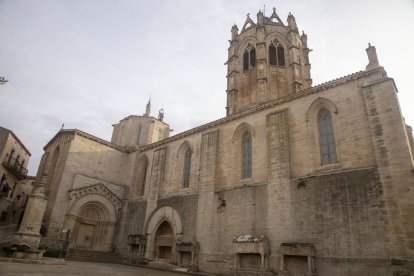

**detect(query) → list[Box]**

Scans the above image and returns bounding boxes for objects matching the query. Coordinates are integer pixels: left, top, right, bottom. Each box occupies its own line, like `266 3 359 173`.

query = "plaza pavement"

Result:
0 260 193 276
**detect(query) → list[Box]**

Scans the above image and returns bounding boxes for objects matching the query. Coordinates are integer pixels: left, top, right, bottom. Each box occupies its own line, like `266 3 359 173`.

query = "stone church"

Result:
33 8 414 276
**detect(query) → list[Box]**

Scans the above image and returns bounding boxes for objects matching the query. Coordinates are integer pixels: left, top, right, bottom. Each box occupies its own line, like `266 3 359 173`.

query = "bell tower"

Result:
226 8 312 116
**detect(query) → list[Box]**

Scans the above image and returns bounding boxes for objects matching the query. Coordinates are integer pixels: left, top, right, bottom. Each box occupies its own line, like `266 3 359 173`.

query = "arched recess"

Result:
145 206 183 260
232 122 256 143
306 97 338 122
232 122 255 183
306 97 339 167
65 187 120 251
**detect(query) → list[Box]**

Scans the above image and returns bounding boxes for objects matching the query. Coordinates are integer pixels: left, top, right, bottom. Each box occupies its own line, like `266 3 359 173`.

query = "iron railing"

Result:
2 157 28 179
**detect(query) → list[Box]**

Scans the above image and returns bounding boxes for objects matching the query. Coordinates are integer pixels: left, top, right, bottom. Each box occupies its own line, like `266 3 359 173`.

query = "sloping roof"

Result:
43 129 127 152
0 127 31 156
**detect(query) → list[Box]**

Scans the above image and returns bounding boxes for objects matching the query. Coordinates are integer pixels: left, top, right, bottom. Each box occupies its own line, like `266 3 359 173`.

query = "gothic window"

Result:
242 132 252 178
318 109 336 164
243 43 256 71
269 39 285 67
183 149 192 188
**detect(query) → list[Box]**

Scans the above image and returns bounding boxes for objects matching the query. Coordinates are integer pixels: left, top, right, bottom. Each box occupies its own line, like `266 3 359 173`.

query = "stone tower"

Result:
226 8 312 116
111 102 170 147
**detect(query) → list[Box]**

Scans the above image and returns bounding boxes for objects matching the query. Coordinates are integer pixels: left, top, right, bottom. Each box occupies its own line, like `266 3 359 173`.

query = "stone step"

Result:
66 249 123 264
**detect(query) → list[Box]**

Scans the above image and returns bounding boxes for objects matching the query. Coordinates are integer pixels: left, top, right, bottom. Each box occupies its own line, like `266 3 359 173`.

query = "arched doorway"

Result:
154 221 174 260
73 201 115 251
65 184 122 252
145 206 183 262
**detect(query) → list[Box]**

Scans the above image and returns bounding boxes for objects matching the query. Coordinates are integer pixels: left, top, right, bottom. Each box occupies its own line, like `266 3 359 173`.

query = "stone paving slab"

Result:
0 260 191 276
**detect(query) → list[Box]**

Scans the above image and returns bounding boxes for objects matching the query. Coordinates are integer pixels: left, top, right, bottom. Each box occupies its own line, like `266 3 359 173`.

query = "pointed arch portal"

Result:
145 206 183 261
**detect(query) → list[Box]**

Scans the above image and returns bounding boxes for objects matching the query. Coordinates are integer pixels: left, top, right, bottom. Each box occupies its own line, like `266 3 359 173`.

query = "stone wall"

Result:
157 194 198 242
292 168 385 257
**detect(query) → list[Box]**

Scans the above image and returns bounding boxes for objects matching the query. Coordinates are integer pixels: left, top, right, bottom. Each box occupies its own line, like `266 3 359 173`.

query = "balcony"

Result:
2 157 28 179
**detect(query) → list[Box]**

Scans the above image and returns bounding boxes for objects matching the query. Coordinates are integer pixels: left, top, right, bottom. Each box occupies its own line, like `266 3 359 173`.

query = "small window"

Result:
318 109 336 164
8 149 15 164
269 39 285 67
242 132 252 178
183 149 192 188
243 43 256 71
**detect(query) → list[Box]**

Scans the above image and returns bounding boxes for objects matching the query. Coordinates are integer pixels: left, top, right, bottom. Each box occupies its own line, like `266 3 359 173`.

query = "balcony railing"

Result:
2 157 28 179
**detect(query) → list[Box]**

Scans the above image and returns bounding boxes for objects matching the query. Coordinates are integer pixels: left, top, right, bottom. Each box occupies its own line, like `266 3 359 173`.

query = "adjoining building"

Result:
33 8 414 276
0 127 31 226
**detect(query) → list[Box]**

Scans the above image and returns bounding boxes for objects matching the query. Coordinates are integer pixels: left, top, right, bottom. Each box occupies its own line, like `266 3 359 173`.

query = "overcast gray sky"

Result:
1 0 413 175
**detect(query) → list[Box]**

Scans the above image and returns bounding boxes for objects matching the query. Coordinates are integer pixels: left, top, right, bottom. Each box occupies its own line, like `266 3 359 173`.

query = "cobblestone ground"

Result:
0 260 190 276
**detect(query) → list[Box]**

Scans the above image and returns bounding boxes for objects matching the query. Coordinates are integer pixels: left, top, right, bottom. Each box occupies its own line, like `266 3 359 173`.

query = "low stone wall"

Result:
40 237 67 250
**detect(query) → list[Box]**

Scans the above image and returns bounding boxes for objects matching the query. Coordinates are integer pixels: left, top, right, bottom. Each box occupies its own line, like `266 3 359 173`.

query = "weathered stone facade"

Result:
0 127 31 226
34 9 414 276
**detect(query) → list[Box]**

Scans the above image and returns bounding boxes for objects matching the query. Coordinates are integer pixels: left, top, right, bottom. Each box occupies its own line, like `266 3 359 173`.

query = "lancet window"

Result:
242 132 252 178
318 109 336 164
243 43 256 71
269 39 285 67
183 149 192 188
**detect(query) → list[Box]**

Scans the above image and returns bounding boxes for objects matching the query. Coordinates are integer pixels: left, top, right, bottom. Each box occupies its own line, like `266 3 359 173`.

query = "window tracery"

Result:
243 43 256 71
269 39 285 67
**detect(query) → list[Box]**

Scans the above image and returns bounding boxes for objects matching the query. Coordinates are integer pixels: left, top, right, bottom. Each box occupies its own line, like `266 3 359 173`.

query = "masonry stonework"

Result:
31 8 414 276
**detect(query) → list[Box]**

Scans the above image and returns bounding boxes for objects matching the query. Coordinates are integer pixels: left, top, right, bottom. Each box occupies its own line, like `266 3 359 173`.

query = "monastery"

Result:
19 8 414 276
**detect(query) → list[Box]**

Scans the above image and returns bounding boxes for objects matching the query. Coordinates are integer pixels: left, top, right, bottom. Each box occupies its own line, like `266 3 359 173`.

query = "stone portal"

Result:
154 221 174 260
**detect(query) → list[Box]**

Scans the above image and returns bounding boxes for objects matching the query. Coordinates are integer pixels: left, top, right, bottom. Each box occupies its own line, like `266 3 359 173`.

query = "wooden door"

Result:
76 223 95 249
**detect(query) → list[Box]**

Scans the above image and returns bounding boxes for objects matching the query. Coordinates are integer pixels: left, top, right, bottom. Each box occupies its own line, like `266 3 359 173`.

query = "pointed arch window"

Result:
318 109 336 164
183 149 192 188
269 39 285 67
242 132 252 178
243 43 256 71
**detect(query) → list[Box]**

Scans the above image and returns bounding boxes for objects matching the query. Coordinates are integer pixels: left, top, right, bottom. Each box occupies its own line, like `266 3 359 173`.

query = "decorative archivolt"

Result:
68 183 122 209
177 140 193 158
306 97 338 122
232 122 256 143
145 206 183 236
78 201 110 222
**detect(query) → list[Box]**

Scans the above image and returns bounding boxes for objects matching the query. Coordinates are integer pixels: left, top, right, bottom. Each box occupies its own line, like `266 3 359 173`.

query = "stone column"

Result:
13 173 48 250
